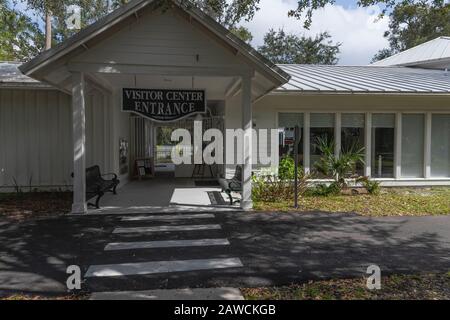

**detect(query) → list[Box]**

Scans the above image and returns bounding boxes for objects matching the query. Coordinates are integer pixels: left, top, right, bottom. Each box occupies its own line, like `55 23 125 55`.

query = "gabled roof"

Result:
371 37 450 69
276 65 450 94
19 0 289 86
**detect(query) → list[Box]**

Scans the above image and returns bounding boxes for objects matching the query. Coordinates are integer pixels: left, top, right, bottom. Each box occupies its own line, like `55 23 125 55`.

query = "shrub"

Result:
278 156 295 180
359 177 381 195
307 182 341 197
252 170 310 202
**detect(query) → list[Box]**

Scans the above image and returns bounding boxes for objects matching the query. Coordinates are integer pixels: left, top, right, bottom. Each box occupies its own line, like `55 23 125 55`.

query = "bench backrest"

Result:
233 166 242 182
86 165 102 186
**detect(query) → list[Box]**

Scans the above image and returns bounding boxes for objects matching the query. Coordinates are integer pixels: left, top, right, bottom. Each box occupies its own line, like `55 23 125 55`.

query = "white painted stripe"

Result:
121 214 215 221
90 287 244 300
104 239 230 251
85 258 243 277
113 224 222 234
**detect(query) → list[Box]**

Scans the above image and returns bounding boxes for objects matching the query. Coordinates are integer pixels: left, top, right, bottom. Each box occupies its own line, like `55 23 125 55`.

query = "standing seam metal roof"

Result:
276 64 450 93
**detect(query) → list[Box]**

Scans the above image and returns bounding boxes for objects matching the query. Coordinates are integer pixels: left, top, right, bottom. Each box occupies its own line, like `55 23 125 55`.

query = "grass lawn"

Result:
242 272 450 300
254 187 450 216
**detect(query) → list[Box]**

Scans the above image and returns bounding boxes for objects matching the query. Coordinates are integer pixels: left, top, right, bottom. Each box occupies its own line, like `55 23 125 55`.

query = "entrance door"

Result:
154 126 177 175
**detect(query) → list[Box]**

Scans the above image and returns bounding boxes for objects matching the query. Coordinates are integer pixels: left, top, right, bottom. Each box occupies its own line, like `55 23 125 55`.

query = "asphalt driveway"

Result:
1 211 449 296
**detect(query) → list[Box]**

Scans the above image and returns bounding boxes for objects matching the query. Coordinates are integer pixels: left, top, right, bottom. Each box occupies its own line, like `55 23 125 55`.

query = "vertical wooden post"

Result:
424 112 432 178
241 75 253 210
365 113 372 177
71 72 87 214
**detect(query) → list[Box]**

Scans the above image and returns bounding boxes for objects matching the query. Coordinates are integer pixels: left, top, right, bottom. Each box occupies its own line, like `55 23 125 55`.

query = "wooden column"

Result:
71 72 87 214
241 75 253 210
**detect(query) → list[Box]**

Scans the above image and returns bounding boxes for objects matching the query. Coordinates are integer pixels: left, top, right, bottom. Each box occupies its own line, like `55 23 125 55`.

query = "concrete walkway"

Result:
87 178 240 215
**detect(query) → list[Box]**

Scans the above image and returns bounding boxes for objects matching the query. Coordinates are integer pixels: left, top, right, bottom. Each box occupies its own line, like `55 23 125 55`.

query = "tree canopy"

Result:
0 0 44 61
372 0 450 62
258 29 341 65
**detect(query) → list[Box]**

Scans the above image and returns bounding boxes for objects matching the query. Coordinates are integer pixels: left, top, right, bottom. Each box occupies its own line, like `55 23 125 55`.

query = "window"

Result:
431 114 450 177
341 113 365 176
401 114 424 178
371 114 395 178
278 113 303 166
310 113 335 172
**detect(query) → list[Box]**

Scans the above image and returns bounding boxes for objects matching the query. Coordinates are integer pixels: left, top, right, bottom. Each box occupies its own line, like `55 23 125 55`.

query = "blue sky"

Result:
10 0 390 65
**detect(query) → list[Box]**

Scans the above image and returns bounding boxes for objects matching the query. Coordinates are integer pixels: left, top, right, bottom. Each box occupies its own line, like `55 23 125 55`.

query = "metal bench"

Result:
72 165 120 209
218 166 242 205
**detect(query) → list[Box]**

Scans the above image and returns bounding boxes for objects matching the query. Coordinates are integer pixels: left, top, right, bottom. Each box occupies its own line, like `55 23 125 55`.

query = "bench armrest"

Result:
101 173 118 180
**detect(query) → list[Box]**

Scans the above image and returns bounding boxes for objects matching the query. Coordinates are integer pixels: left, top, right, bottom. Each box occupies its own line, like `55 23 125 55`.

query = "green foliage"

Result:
258 29 341 65
278 156 295 180
230 25 253 43
0 0 44 61
372 0 450 62
306 182 340 197
313 136 365 189
358 176 381 195
252 170 310 203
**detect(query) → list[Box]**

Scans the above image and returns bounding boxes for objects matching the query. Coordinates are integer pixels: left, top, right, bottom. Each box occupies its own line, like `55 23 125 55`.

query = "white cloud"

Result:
242 0 390 65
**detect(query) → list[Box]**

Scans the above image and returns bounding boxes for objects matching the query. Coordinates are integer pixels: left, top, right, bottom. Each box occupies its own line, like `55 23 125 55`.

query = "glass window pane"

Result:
431 114 450 177
401 114 424 178
310 113 335 174
278 113 304 166
341 113 365 176
372 114 395 178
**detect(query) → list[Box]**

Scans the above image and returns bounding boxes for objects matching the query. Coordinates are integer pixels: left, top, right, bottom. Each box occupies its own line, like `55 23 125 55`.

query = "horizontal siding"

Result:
73 10 245 69
0 88 112 190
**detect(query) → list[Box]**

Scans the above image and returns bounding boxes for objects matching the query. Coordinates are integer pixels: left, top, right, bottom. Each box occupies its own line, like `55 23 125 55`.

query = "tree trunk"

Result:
45 12 52 50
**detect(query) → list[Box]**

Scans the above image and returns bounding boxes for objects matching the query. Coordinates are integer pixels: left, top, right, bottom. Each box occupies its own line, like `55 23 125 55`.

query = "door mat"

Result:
195 180 220 187
207 191 228 205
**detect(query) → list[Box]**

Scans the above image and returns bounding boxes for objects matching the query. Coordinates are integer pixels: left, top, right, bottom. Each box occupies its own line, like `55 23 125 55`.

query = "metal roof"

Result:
371 37 450 68
2 62 450 94
0 62 51 88
276 64 450 94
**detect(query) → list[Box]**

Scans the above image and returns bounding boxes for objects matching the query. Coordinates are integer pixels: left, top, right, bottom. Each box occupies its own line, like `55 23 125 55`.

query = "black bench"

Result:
218 166 242 205
72 165 120 209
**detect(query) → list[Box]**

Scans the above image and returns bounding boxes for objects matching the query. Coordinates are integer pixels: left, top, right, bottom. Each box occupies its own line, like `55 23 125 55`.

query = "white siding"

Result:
73 10 248 70
0 88 113 190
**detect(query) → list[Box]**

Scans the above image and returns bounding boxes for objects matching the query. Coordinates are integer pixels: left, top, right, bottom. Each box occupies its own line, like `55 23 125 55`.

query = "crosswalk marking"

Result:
85 257 243 277
121 214 215 221
104 238 230 251
113 224 222 234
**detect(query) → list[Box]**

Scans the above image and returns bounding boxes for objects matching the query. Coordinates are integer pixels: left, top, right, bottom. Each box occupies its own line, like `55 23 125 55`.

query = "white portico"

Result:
19 0 290 213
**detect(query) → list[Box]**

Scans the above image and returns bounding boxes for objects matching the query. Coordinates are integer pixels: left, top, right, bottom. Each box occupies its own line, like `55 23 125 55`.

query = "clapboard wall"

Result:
0 87 112 190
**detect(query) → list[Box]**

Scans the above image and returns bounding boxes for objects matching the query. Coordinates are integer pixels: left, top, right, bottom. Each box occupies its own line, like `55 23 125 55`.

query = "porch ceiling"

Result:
91 73 238 101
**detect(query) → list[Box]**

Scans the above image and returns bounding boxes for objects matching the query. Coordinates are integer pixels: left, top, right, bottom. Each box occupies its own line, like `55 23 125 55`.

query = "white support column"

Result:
71 72 87 214
424 112 432 179
395 112 402 179
364 112 372 177
335 112 341 157
241 75 252 210
303 112 311 174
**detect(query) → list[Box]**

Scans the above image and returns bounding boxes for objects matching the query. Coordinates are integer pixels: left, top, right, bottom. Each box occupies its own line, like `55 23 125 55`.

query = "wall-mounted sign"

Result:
122 88 206 122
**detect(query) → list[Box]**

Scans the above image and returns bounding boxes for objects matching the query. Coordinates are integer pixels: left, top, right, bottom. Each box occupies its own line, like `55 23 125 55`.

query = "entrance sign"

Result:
122 88 206 122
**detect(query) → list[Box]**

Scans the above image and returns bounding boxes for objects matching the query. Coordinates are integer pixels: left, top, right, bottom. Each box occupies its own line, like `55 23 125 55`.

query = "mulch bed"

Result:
242 273 450 300
0 192 72 221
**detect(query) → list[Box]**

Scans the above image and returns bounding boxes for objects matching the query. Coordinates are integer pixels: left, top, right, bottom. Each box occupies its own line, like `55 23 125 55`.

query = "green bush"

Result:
252 171 310 202
278 156 295 180
307 182 341 197
356 176 381 195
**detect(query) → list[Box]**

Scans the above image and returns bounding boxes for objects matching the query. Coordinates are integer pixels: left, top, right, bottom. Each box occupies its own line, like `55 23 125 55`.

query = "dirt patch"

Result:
0 192 72 221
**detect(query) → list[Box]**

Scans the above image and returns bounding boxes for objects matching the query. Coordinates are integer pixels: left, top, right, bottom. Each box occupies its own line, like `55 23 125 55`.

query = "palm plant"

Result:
313 136 365 189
